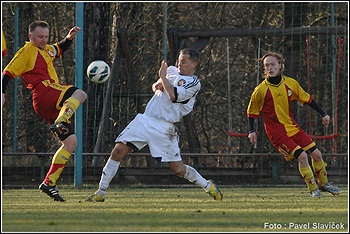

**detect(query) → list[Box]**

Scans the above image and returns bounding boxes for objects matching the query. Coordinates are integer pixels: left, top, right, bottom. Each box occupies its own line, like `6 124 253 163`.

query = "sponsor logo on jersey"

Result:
178 79 186 86
47 49 55 57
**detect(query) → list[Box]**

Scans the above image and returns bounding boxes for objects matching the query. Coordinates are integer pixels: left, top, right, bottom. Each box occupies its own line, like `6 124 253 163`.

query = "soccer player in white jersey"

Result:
86 48 223 202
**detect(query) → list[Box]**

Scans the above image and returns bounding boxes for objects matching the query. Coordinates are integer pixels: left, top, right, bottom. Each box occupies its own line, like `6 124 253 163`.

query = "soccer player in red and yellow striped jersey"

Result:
2 21 87 202
247 51 342 197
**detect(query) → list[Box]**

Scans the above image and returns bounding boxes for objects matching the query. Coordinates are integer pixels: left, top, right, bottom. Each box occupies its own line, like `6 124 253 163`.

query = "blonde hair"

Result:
261 51 285 79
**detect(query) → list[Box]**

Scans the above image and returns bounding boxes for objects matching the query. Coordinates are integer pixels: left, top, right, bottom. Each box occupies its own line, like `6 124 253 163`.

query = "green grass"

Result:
2 185 348 232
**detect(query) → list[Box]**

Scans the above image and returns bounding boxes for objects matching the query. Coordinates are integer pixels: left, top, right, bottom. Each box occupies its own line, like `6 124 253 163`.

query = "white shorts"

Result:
115 113 182 162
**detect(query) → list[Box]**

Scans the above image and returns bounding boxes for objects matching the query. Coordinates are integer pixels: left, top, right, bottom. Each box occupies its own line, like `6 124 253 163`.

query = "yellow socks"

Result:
312 160 328 187
44 148 71 186
55 97 80 124
299 165 318 192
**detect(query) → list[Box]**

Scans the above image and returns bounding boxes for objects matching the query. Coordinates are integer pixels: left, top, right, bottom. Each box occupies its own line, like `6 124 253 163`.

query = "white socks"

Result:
183 165 208 189
96 161 210 196
96 158 120 196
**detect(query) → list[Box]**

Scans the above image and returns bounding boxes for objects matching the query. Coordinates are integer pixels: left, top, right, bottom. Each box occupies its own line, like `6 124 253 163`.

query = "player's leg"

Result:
146 117 223 201
52 87 87 134
85 142 132 202
34 86 83 201
86 114 148 202
309 148 342 195
296 150 321 197
295 130 342 196
308 146 328 186
274 134 320 197
39 133 76 202
168 161 223 201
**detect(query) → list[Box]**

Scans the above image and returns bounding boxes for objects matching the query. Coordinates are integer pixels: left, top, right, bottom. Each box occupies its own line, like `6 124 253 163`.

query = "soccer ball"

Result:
86 60 110 84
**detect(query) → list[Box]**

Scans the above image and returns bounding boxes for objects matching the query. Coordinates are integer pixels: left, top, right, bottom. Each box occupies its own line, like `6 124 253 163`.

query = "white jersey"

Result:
144 66 201 123
116 66 201 162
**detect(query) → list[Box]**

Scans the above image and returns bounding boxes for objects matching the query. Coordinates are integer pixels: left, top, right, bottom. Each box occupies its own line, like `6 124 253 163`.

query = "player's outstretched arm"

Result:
66 26 81 40
307 99 329 127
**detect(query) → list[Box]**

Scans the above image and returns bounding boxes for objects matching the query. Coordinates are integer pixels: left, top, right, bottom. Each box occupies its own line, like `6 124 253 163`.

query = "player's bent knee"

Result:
63 135 77 150
293 148 304 159
297 152 309 164
56 122 75 141
169 162 186 177
111 143 132 161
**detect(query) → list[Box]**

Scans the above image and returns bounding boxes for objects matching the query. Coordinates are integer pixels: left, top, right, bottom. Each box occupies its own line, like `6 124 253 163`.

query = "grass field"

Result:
2 185 348 232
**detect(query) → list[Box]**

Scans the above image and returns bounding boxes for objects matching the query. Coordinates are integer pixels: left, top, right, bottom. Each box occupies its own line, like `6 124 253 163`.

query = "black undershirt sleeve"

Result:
307 99 327 117
57 37 73 53
248 117 256 133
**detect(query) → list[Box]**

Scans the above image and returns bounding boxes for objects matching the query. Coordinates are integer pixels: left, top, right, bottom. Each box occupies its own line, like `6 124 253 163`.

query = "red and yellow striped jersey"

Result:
3 41 62 89
247 75 312 138
2 41 74 124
